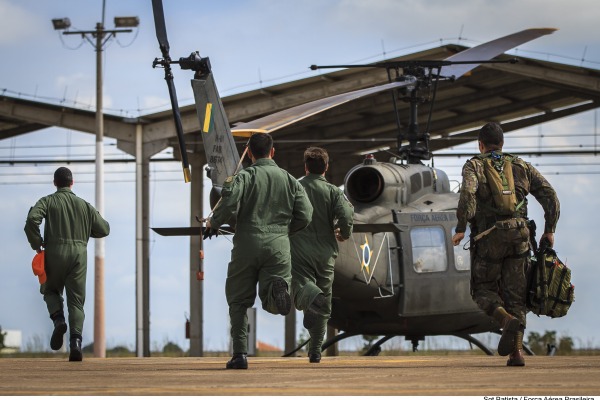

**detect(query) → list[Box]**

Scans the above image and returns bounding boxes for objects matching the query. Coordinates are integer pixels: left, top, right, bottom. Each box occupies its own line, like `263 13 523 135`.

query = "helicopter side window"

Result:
452 226 472 271
410 226 448 273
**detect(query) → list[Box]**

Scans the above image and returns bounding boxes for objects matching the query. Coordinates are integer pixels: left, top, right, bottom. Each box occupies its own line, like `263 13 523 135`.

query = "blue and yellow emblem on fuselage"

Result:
359 235 373 274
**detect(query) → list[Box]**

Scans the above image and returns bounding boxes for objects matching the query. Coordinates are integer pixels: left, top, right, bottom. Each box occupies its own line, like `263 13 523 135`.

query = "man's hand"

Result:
335 228 346 242
540 232 554 248
452 232 465 246
202 218 219 240
203 228 219 240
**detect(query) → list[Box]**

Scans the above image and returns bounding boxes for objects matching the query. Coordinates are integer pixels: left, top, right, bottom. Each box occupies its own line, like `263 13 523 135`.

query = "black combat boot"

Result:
50 312 67 351
309 352 321 363
226 353 248 369
272 278 291 315
303 293 327 330
69 335 83 362
493 306 520 356
507 329 525 367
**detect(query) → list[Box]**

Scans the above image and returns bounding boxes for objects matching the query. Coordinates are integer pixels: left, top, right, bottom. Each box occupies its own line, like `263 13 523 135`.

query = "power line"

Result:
0 158 175 165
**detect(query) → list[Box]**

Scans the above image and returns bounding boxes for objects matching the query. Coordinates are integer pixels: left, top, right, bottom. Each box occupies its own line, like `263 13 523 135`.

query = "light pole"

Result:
51 6 139 358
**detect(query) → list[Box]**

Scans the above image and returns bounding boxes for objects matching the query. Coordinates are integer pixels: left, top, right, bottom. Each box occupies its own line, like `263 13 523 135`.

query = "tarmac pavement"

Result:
1 355 599 396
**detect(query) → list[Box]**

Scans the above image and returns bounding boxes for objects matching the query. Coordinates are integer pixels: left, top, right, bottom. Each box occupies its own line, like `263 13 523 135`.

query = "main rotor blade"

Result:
151 0 170 55
151 0 191 182
231 80 415 137
441 28 557 80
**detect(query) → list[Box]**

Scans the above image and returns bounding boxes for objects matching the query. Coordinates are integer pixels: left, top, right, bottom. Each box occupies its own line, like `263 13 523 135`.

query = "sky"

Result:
1 0 599 354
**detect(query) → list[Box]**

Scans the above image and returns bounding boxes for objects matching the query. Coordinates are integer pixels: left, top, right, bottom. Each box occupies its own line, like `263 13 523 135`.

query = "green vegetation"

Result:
527 330 575 355
0 326 6 350
0 330 597 358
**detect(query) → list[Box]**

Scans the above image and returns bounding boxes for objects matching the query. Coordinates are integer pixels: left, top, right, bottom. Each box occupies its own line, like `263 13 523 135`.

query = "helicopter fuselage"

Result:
330 157 496 339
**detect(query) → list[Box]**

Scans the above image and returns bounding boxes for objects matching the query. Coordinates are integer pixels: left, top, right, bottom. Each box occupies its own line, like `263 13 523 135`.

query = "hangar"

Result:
2 44 599 356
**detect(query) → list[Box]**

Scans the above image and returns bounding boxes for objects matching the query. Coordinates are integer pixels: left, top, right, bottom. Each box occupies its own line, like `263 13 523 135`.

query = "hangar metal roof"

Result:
2 44 599 185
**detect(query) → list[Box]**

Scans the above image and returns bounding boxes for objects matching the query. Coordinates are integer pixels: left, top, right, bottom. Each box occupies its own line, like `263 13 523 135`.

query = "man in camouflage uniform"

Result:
24 167 110 362
291 147 353 363
452 122 559 367
205 133 313 369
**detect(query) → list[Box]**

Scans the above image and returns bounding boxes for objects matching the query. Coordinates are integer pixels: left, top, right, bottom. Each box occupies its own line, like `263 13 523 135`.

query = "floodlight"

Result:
51 18 71 30
114 16 139 28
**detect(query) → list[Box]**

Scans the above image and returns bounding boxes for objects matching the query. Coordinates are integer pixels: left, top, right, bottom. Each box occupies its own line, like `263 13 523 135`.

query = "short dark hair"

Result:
304 147 329 174
478 122 504 149
249 132 273 159
54 167 73 188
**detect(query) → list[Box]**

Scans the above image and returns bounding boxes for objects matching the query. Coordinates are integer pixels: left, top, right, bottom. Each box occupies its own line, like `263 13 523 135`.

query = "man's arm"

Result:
289 182 313 234
528 164 560 246
453 161 478 246
209 175 244 229
24 198 47 251
333 189 353 241
90 206 110 238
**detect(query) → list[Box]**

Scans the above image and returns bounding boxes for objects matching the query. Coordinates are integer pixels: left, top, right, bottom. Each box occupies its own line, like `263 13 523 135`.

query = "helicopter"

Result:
150 0 557 356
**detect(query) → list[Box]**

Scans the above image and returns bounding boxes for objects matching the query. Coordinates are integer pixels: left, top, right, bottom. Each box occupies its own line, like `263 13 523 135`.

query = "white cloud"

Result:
0 0 44 45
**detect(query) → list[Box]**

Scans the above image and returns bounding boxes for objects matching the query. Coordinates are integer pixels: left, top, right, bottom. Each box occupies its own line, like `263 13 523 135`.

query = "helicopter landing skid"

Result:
453 333 494 355
363 335 396 356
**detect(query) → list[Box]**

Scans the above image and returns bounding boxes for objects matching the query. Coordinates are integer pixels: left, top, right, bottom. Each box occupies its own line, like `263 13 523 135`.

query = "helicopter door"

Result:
396 211 476 316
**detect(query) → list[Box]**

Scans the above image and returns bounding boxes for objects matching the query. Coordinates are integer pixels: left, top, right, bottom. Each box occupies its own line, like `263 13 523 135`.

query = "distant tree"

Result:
297 329 310 348
542 330 557 355
162 341 183 354
108 345 133 356
558 336 574 354
526 331 544 355
526 330 574 355
82 342 94 353
362 335 380 352
0 326 6 350
542 330 557 347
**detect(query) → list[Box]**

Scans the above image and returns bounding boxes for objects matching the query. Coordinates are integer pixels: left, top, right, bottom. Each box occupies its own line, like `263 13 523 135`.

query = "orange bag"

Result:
32 251 47 284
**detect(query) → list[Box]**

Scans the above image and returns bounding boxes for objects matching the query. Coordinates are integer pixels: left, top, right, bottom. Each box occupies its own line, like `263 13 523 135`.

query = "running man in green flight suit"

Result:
24 167 110 361
205 133 313 369
291 147 354 363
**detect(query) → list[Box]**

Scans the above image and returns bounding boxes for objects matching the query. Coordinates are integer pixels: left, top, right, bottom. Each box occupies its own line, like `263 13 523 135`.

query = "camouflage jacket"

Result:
456 151 560 235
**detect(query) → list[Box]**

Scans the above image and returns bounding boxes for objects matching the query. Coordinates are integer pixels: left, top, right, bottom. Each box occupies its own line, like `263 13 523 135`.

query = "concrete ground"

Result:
1 355 599 396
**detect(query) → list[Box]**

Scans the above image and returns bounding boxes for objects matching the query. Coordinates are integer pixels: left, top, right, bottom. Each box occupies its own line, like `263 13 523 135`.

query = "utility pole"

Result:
52 2 139 358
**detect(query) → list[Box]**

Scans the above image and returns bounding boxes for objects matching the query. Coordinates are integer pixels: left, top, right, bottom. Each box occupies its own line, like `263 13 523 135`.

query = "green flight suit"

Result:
24 187 110 337
209 158 313 354
290 174 353 354
456 152 559 327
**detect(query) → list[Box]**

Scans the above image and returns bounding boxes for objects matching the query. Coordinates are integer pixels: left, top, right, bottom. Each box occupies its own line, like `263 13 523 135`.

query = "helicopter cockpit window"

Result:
452 226 471 271
410 227 448 273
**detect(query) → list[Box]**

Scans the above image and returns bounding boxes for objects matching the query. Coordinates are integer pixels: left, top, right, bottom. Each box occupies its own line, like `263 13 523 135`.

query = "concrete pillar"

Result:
326 324 339 356
189 156 204 356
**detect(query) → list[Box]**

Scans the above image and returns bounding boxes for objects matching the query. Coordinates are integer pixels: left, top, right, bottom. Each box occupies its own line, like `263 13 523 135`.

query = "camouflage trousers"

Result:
471 223 530 327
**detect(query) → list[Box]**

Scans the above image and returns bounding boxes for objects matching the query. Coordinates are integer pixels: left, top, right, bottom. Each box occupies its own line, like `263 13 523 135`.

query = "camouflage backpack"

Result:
475 152 524 217
527 242 574 318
